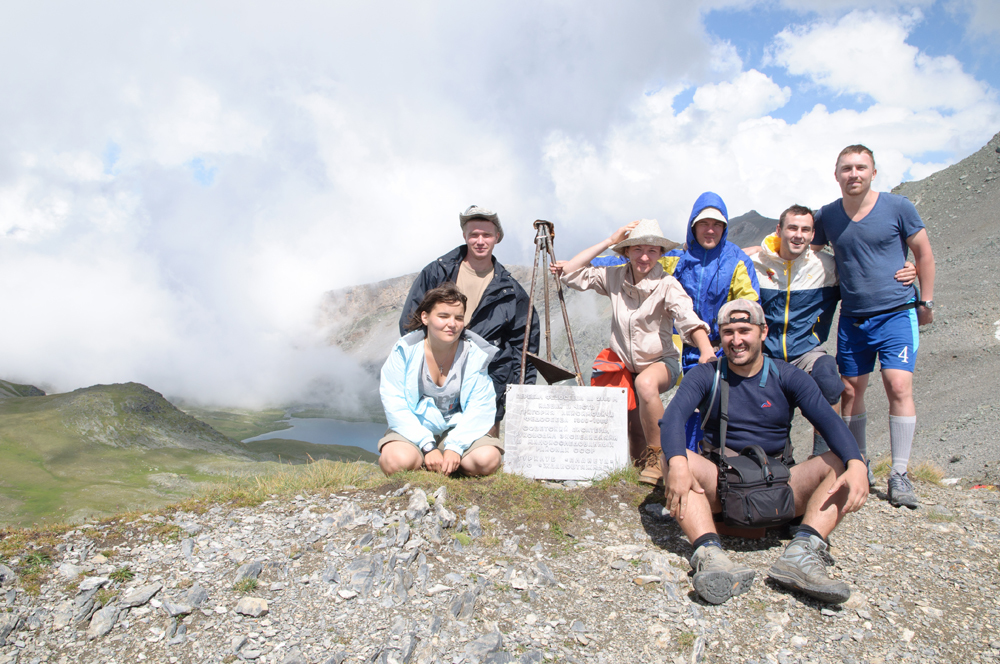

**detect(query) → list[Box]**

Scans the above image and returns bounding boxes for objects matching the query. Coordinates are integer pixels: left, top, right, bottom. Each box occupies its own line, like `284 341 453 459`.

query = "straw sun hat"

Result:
612 218 680 256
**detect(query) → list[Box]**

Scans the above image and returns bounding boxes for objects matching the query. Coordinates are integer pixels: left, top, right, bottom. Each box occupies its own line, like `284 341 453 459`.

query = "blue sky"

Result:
0 0 996 404
704 2 1000 122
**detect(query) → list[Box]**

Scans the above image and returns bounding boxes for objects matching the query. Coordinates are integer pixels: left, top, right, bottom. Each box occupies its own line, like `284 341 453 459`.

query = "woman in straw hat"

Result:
551 219 716 485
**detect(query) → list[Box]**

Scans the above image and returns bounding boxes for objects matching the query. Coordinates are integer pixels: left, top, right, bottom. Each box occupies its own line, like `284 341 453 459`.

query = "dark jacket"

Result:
399 246 540 419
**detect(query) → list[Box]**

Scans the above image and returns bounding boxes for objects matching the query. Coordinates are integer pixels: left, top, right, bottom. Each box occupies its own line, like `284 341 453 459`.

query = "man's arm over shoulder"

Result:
783 365 862 465
810 204 829 252
659 363 715 460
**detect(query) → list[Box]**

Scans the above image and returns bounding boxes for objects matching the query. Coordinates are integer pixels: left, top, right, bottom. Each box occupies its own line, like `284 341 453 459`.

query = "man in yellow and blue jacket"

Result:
752 205 843 460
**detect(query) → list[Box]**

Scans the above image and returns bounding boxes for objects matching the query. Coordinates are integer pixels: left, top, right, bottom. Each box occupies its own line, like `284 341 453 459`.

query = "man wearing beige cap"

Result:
400 205 540 428
659 299 868 605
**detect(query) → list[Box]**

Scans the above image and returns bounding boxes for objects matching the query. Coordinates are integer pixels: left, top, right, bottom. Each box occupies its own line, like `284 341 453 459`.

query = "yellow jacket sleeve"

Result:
658 255 680 276
728 261 759 301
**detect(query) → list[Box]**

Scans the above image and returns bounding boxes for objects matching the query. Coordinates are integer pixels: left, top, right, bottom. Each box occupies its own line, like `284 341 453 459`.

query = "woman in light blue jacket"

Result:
378 283 502 477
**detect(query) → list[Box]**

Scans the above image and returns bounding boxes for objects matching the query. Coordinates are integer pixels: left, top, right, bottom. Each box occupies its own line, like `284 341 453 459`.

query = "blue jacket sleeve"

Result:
784 368 862 465
659 363 715 460
380 345 436 449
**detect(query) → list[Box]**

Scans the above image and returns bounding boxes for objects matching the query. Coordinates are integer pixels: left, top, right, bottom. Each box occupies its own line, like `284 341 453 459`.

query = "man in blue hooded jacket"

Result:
661 192 760 450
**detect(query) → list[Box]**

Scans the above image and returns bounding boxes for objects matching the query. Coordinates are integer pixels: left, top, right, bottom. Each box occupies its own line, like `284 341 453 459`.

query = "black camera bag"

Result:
702 358 796 529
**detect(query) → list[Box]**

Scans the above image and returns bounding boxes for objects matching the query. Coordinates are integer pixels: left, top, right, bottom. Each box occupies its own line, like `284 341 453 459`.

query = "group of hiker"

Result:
375 143 936 606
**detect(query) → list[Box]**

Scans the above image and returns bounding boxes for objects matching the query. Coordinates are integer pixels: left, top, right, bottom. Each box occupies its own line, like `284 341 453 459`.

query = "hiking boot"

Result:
769 535 849 602
866 458 876 488
638 447 663 486
887 471 919 508
690 545 755 605
768 535 850 604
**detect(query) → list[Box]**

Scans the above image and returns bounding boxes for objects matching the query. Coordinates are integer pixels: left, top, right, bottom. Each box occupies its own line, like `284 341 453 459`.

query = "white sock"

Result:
844 412 867 459
889 415 916 475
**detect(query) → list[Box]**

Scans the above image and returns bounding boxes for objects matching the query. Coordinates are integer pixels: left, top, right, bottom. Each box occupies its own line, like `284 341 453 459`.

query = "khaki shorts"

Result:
787 348 828 374
377 429 504 457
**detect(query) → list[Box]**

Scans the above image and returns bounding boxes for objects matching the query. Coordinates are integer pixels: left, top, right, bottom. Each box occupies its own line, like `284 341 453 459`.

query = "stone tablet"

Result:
503 385 628 480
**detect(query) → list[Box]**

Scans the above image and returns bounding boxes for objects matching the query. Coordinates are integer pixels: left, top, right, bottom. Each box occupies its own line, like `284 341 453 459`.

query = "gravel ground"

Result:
1 474 998 664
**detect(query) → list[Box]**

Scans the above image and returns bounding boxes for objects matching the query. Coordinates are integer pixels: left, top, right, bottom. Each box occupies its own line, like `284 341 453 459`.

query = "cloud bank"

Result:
0 1 995 406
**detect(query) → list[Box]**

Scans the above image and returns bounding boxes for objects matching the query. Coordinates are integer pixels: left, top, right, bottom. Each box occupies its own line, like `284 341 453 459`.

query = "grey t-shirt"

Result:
420 339 469 425
813 193 924 317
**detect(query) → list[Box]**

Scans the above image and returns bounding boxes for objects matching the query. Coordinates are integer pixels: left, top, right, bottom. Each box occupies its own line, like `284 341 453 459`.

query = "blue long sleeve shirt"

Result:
659 358 862 465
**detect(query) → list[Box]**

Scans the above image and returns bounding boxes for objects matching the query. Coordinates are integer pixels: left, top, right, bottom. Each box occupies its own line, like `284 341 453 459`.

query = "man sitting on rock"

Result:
659 299 869 604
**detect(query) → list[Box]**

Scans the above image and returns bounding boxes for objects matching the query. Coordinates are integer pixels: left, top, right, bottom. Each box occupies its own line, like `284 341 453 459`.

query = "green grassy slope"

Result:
0 383 253 526
242 438 379 464
176 405 292 440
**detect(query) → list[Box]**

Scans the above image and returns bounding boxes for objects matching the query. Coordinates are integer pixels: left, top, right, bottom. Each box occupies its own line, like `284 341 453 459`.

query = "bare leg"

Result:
840 374 869 417
634 363 674 448
789 452 850 538
881 369 914 417
459 446 501 477
663 450 722 543
379 441 423 476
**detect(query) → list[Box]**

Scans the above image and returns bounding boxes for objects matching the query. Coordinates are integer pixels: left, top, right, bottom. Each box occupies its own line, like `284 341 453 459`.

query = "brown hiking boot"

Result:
639 447 663 486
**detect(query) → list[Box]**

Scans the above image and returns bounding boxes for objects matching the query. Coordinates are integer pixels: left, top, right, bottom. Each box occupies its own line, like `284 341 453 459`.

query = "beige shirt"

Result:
562 262 709 373
456 260 494 319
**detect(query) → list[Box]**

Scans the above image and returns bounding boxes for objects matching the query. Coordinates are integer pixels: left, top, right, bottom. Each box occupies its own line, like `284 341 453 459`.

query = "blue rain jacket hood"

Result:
684 191 730 260
664 191 760 369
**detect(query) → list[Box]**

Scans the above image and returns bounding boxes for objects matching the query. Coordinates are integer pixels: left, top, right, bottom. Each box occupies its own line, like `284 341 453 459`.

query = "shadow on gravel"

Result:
636 487 790 560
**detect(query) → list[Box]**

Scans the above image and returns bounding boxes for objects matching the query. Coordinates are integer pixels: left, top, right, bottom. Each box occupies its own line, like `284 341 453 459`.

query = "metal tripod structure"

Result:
518 220 584 387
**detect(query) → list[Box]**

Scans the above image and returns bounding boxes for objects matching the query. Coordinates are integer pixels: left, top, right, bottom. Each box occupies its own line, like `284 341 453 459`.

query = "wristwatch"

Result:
919 300 934 310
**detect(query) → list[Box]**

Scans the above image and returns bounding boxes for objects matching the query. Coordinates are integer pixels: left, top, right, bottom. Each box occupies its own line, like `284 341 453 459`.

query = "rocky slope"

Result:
887 132 1000 485
0 476 997 664
0 380 45 399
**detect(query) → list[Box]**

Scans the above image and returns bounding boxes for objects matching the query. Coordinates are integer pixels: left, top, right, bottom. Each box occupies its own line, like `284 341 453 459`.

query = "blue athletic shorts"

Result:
837 306 919 376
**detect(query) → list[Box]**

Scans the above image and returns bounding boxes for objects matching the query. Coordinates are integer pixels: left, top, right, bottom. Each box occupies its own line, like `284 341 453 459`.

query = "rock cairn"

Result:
0 480 999 663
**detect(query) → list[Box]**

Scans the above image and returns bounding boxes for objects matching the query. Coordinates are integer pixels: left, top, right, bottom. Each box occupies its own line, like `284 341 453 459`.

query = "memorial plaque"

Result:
503 385 629 480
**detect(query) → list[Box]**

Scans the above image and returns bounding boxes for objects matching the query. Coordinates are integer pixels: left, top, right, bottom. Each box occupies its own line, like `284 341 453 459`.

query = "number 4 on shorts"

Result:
898 346 909 363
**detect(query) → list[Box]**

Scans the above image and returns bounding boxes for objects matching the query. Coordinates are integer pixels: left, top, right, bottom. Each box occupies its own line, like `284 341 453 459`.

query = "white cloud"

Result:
0 1 995 408
950 0 1000 36
542 10 1000 240
770 10 994 111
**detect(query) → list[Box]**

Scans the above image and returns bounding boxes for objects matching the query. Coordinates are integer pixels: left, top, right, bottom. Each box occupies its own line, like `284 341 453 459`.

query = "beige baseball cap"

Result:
718 298 766 327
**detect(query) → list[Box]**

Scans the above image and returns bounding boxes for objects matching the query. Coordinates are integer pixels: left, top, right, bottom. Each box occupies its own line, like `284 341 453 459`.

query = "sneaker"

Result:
866 458 876 488
690 545 755 605
638 447 663 486
768 535 850 604
887 471 919 508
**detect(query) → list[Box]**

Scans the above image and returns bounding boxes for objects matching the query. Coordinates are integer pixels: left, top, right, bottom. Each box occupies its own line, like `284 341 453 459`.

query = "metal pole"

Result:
544 236 584 386
540 234 553 362
519 225 545 385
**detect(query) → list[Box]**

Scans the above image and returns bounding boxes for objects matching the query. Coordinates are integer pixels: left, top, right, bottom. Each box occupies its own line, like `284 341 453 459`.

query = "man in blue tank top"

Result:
812 145 936 509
